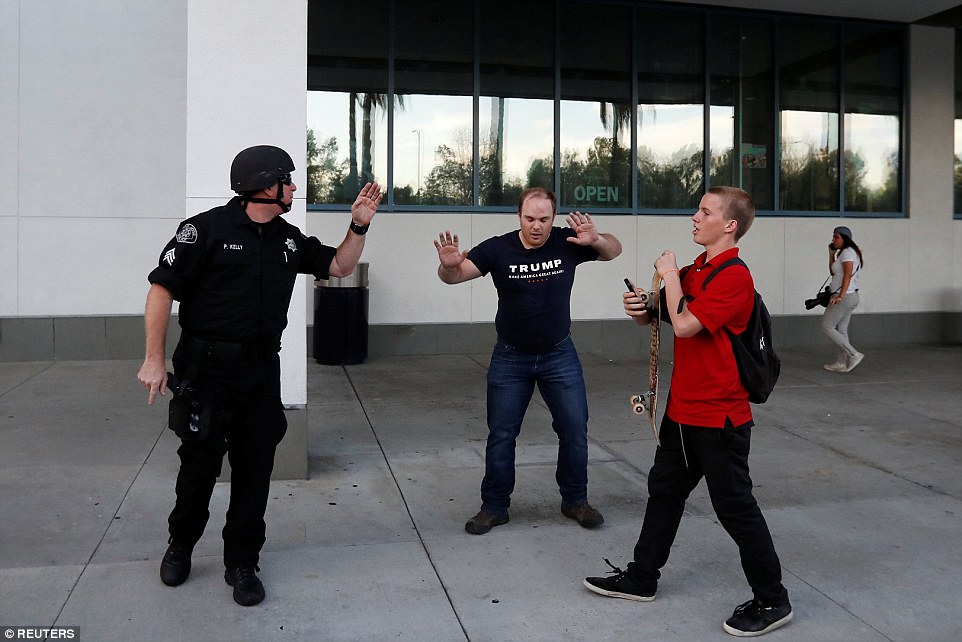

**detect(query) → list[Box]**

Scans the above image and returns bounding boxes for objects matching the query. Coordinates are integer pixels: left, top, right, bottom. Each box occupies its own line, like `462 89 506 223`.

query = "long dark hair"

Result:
836 233 864 268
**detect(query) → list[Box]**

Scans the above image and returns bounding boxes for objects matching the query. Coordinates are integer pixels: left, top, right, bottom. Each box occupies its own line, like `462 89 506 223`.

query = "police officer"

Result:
137 145 381 606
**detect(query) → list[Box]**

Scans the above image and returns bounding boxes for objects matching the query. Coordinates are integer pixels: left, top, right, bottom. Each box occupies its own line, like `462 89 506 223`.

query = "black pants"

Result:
628 415 788 606
168 340 287 568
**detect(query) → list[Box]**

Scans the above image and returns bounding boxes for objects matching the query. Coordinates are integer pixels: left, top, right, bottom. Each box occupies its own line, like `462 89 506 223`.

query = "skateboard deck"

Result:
630 271 662 445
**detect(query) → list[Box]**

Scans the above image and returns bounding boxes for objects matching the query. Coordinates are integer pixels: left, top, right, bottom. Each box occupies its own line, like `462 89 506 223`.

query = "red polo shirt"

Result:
666 247 754 428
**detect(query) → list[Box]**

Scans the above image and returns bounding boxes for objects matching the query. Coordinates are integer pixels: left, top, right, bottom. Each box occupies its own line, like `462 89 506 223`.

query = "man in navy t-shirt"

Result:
434 187 622 534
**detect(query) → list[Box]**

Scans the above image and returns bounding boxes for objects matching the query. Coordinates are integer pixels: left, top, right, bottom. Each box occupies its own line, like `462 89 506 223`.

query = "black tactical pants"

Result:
167 336 287 569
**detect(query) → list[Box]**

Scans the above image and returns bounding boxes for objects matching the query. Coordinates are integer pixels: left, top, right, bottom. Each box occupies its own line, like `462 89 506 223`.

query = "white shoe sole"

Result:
583 578 655 602
723 611 793 637
845 353 864 372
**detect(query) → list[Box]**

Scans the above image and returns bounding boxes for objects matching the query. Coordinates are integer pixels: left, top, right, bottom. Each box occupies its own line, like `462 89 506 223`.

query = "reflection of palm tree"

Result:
346 93 406 193
599 102 631 202
599 102 631 151
348 93 359 193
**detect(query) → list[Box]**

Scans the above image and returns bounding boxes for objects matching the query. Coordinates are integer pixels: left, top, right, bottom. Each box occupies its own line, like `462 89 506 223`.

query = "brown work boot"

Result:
561 501 605 528
464 510 509 535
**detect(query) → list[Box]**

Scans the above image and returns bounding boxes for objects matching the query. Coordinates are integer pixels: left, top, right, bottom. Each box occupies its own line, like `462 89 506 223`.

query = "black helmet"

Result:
230 145 295 193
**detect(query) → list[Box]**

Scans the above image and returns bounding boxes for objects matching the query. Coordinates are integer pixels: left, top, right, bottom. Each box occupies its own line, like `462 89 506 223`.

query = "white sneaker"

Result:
823 362 846 372
845 352 865 372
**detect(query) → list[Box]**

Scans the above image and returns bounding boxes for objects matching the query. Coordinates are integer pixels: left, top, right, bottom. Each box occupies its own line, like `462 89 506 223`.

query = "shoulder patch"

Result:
176 223 198 244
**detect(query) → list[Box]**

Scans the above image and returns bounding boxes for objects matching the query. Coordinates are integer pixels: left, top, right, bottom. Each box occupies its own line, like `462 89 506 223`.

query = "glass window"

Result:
479 0 555 207
779 21 840 211
708 15 775 210
636 10 704 210
306 1 906 217
843 25 902 212
955 29 962 218
306 0 388 205
560 2 632 210
394 0 474 206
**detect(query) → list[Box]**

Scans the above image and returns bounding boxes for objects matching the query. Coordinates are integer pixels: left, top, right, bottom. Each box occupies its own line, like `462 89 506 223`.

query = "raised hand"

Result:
351 182 383 225
565 211 599 246
434 230 466 269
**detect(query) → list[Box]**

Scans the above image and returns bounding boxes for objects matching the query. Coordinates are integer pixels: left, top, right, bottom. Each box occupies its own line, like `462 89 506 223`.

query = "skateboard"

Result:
629 271 662 445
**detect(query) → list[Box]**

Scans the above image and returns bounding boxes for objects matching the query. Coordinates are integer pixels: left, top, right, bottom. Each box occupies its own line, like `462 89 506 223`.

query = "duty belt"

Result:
178 333 281 363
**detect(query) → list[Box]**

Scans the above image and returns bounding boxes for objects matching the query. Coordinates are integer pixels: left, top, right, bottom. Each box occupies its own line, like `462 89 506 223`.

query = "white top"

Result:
830 247 861 293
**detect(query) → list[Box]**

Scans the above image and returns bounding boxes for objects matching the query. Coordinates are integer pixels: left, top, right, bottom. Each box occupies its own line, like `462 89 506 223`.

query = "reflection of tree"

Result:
638 144 702 209
347 92 405 195
779 144 897 212
778 144 838 211
846 149 899 212
422 129 473 205
307 127 347 204
955 154 962 215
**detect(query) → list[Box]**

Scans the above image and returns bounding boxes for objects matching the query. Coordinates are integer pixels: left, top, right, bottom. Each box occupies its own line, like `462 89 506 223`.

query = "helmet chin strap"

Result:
246 178 291 213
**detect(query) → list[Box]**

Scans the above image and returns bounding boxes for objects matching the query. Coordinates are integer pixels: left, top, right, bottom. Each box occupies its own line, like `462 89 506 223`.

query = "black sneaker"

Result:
464 510 509 535
224 566 266 606
561 501 605 528
583 558 655 602
159 539 193 587
723 598 792 637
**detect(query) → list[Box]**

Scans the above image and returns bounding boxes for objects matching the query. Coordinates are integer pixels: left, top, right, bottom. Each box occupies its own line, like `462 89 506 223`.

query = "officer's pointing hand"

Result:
351 182 383 226
137 360 168 405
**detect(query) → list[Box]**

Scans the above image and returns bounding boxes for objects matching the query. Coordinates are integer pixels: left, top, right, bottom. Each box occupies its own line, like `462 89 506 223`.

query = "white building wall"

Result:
1 0 188 317
185 0 308 405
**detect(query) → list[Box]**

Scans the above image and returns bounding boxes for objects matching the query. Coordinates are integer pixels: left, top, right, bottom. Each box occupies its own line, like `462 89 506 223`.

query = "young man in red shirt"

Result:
583 187 792 637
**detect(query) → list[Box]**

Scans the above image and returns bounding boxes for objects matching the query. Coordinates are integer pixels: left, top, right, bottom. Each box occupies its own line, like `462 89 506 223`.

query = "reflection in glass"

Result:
306 0 387 205
709 105 735 188
956 119 962 217
560 1 631 209
394 95 473 206
843 25 902 212
394 0 473 206
779 20 839 211
559 101 630 208
708 16 775 209
636 9 704 209
780 110 840 211
307 91 388 205
479 0 554 206
480 98 554 206
953 29 962 218
844 113 899 212
637 105 703 209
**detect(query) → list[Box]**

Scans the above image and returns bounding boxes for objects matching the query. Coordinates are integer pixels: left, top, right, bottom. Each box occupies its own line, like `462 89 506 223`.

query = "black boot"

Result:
160 539 193 587
225 566 265 606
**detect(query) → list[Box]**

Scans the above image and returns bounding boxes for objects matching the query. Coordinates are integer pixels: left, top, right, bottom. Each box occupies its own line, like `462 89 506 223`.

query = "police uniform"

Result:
149 196 336 569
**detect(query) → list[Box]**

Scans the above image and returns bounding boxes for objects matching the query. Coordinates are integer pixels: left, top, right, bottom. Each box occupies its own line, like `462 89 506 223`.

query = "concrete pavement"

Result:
2 343 961 641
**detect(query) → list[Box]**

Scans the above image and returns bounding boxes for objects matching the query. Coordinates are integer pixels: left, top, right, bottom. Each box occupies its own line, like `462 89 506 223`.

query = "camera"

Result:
804 288 832 310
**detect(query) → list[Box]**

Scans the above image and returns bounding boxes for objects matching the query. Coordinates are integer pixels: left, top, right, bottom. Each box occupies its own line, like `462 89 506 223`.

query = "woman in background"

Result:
822 226 864 372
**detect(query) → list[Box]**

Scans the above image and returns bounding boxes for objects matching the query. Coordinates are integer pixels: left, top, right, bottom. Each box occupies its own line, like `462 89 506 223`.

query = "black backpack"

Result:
681 257 781 404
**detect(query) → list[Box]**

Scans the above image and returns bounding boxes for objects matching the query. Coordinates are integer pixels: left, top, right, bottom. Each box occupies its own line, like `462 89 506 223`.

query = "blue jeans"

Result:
480 335 590 515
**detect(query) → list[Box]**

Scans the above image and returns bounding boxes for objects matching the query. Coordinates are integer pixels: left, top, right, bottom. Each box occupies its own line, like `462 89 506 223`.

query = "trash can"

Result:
313 262 369 365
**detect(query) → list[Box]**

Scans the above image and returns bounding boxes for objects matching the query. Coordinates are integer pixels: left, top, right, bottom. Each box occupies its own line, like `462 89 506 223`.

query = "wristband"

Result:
662 268 680 278
349 221 370 235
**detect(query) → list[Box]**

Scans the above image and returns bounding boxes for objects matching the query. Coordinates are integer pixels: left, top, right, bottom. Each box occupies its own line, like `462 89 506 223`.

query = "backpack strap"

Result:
701 257 747 289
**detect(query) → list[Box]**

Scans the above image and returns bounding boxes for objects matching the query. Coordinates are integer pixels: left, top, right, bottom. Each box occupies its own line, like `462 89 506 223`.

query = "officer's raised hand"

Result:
352 182 383 227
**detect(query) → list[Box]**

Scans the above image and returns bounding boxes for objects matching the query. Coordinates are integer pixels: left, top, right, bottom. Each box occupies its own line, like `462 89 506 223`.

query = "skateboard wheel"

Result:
632 404 644 415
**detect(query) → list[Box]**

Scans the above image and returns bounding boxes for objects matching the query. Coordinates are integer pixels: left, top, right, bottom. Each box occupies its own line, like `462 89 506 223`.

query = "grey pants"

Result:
821 291 860 361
